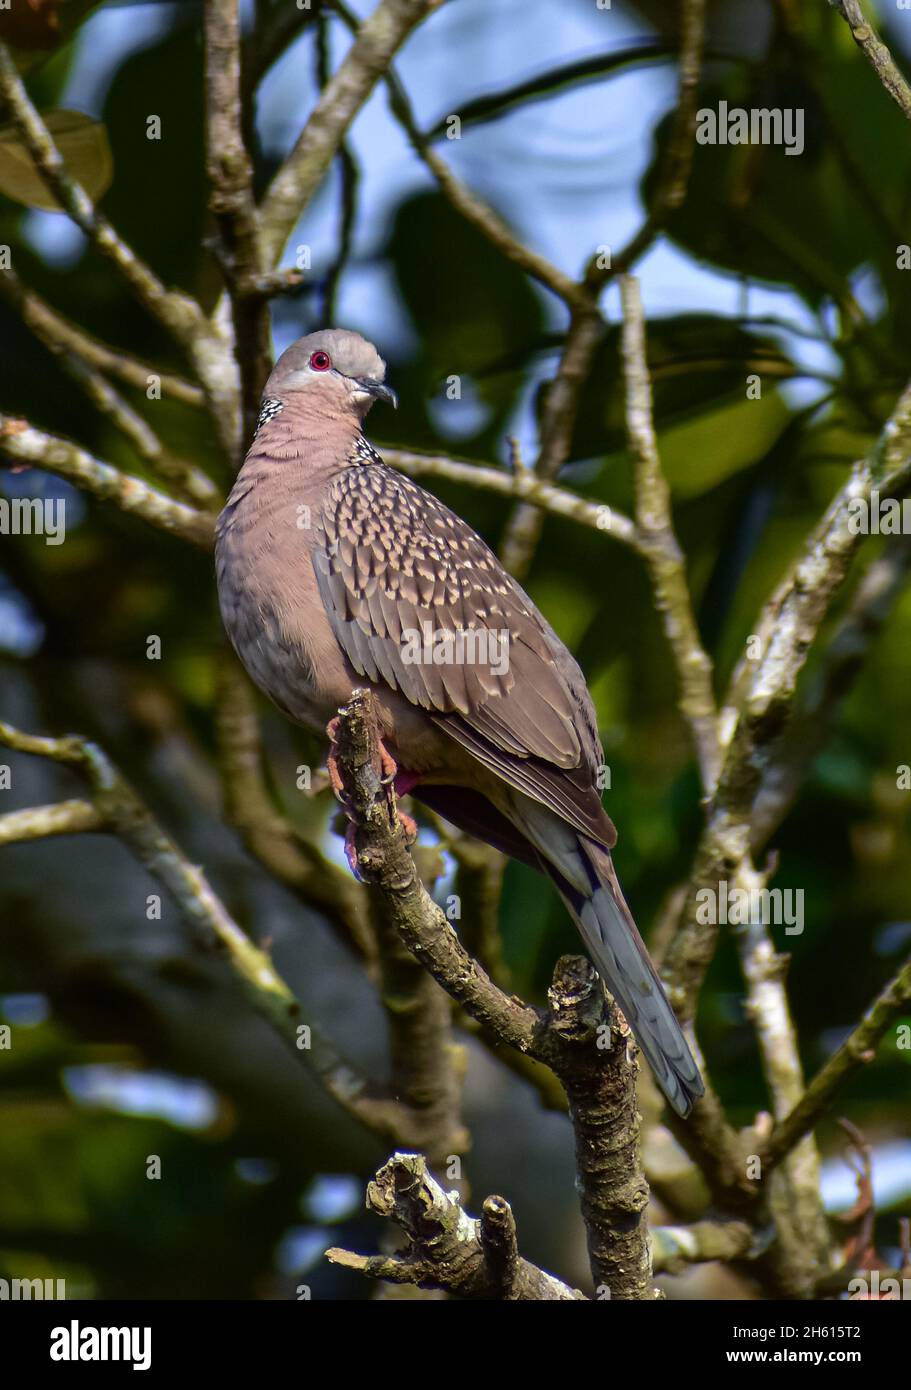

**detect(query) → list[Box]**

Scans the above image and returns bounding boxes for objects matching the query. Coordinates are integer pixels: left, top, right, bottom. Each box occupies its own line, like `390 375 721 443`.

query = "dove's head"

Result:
263 329 397 420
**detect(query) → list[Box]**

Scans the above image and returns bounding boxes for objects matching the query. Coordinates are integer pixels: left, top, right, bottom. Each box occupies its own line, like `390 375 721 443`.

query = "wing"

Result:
313 459 615 847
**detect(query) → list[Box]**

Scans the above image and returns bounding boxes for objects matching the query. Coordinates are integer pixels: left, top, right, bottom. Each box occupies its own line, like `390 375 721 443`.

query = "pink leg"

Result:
325 717 419 873
343 822 363 880
325 717 346 802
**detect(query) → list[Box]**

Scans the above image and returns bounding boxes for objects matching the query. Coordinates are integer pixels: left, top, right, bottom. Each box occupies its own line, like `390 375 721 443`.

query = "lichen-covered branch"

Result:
651 1219 753 1275
762 946 911 1172
499 308 603 579
0 42 238 457
326 1152 586 1299
332 691 661 1296
383 446 638 548
589 0 705 285
0 269 205 408
666 374 911 1019
620 274 722 792
330 689 541 1055
832 0 911 125
0 416 214 549
204 0 269 447
0 718 408 1143
214 655 375 966
546 956 657 1299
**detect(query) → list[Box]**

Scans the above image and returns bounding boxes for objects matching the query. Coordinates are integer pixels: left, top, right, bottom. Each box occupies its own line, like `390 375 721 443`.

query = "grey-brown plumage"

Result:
216 328 704 1116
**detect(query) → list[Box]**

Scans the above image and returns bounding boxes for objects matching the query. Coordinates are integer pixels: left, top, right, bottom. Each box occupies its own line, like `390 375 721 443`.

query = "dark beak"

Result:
357 378 398 409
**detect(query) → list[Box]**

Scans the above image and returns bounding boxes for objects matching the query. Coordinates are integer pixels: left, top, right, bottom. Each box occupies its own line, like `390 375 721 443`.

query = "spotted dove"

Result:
215 328 704 1116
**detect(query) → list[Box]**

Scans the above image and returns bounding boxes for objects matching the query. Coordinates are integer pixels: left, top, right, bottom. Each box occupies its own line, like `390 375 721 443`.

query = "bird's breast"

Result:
215 479 351 734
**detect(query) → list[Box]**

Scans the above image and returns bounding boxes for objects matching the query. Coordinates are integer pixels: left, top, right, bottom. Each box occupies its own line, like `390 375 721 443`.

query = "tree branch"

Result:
831 0 911 125
258 0 440 266
0 716 410 1142
619 274 722 792
326 1152 587 1299
762 946 911 1171
0 42 239 458
0 416 214 549
383 445 638 548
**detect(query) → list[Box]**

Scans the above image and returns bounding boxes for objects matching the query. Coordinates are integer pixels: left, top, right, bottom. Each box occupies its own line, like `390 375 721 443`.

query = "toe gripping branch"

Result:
326 690 418 881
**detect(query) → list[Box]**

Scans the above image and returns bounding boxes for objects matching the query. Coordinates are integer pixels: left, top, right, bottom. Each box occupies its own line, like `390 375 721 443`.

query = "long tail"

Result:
515 804 704 1117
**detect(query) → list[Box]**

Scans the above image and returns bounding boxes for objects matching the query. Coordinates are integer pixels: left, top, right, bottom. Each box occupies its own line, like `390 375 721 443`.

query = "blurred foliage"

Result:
0 0 909 1300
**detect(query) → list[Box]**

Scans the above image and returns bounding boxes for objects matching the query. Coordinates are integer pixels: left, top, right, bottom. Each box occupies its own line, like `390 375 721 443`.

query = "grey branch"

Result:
326 1152 587 1299
620 274 722 792
0 42 239 459
832 0 911 125
258 0 440 266
0 416 214 550
0 718 410 1143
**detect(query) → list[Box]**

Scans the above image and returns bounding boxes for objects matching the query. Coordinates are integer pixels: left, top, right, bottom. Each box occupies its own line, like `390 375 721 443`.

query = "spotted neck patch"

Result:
351 434 384 467
254 396 284 435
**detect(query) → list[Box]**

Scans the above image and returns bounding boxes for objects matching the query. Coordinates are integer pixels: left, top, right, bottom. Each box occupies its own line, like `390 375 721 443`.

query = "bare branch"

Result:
0 717 408 1141
762 946 911 1171
832 0 911 125
0 42 239 456
377 52 584 309
258 0 440 266
588 0 706 286
0 799 102 845
651 1219 753 1274
326 1152 587 1299
751 535 911 850
664 375 911 1018
547 956 657 1300
0 416 214 549
0 269 205 409
383 445 638 548
498 308 603 579
330 689 541 1055
214 655 375 965
619 274 722 791
205 0 270 445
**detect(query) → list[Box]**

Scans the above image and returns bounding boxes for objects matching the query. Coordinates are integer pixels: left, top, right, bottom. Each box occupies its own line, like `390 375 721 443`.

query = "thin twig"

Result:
762 947 911 1171
0 42 239 458
258 0 440 266
831 0 911 125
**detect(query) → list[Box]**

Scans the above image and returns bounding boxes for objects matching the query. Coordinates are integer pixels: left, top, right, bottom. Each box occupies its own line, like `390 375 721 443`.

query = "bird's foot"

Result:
325 716 418 874
325 715 354 805
343 821 363 881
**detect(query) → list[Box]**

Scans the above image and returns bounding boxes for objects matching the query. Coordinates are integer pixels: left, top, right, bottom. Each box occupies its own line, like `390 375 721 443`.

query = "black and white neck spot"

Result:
254 397 285 436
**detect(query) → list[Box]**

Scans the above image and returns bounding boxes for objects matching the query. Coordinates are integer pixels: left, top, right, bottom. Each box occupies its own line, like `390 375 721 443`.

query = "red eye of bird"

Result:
309 350 332 371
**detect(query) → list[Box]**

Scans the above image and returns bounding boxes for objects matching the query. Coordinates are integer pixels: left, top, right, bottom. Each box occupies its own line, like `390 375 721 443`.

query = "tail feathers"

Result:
570 839 703 1117
516 804 704 1116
